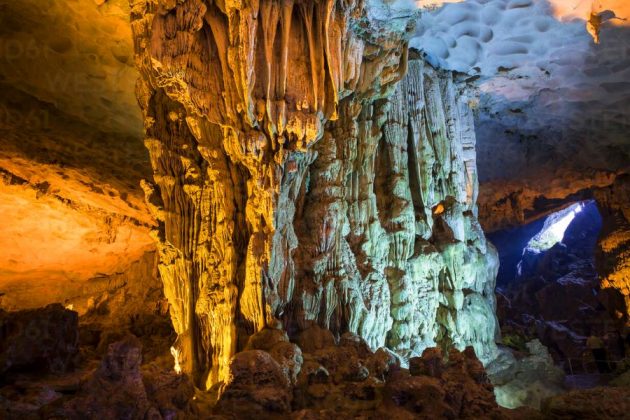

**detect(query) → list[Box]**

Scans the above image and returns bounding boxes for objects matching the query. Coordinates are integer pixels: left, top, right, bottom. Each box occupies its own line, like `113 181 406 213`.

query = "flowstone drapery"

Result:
131 0 498 388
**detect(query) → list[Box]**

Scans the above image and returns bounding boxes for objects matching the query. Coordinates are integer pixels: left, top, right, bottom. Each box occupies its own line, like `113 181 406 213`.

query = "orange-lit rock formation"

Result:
0 0 157 315
594 175 630 326
0 85 158 315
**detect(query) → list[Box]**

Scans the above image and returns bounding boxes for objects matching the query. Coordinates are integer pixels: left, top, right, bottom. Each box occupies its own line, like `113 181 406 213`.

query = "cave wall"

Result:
594 175 630 327
0 0 162 320
0 87 159 317
131 0 499 388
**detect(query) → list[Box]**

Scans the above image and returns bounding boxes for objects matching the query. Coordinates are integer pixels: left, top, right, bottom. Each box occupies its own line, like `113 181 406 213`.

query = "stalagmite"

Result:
131 0 498 388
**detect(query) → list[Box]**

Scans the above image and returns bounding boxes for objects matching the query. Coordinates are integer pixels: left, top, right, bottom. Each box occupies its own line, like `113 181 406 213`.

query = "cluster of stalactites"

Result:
132 0 380 150
131 0 412 388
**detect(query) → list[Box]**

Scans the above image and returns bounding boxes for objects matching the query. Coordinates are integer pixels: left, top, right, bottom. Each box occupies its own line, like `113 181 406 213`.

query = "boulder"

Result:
542 387 630 419
243 327 303 385
52 335 194 419
296 325 337 353
244 327 290 351
487 341 565 409
215 350 292 417
0 304 79 379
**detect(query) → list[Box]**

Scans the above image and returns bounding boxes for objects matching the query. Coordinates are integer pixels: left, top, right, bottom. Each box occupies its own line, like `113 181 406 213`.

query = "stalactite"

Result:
132 0 412 388
131 0 499 388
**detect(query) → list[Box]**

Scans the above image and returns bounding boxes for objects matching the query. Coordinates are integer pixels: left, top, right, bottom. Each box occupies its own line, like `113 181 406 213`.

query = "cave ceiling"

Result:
413 0 630 227
0 0 141 135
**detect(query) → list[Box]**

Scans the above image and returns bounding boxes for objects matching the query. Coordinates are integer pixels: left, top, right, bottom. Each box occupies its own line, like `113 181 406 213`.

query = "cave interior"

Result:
0 0 629 418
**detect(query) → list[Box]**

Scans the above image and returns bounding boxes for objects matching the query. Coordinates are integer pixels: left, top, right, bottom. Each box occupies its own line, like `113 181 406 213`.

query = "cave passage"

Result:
489 200 602 289
489 200 629 372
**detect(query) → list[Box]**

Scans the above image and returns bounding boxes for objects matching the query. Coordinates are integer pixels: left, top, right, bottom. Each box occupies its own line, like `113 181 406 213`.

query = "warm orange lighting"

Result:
0 157 154 311
548 0 630 43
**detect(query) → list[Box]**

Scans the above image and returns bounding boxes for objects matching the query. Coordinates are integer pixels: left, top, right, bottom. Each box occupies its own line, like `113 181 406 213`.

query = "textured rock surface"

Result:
3 335 197 419
0 324 516 418
131 0 500 388
379 60 499 365
0 0 163 317
58 335 193 419
216 349 294 417
0 304 79 380
412 1 630 227
0 83 172 397
213 328 516 419
3 320 623 418
594 174 630 327
487 341 565 409
60 335 159 418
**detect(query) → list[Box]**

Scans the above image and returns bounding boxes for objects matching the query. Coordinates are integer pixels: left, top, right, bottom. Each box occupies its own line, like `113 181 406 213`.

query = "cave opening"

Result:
490 200 602 288
490 200 628 376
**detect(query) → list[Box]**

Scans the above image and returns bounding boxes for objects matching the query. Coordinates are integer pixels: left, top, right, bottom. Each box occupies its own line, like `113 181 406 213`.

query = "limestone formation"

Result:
131 0 500 389
594 175 630 327
378 59 499 365
487 341 565 410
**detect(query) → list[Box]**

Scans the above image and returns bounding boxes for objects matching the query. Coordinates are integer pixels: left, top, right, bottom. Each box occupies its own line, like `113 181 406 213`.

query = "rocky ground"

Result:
2 304 629 419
